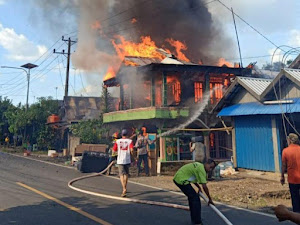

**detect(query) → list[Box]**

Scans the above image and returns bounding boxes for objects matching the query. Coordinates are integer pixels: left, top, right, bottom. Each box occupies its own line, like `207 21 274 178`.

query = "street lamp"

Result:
1 63 38 110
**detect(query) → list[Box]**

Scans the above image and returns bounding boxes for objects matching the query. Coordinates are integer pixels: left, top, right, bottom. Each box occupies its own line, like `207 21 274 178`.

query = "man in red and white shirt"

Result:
113 129 134 197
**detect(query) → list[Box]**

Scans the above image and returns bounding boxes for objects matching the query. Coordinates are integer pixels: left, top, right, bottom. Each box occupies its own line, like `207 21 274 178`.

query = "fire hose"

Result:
68 162 233 225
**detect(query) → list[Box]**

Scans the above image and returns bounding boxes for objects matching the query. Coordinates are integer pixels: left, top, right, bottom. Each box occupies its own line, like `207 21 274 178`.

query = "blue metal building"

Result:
216 69 300 172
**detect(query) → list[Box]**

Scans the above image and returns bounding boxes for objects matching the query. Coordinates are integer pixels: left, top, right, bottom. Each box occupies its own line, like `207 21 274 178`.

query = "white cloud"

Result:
289 30 300 47
208 0 298 34
0 23 48 61
0 0 6 5
268 48 282 63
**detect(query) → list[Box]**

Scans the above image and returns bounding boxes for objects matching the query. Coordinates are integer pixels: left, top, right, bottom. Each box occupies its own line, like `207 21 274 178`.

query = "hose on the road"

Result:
68 162 233 225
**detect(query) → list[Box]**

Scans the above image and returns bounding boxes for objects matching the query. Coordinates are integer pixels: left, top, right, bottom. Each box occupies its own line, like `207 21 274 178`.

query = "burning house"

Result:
44 0 255 173
103 46 252 173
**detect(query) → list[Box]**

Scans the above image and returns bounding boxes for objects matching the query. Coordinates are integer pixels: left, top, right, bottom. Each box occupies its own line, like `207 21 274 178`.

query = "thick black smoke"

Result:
31 0 234 71
105 0 234 64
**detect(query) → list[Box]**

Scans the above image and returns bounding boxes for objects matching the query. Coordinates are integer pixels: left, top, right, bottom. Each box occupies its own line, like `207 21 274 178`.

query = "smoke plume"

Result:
31 0 234 75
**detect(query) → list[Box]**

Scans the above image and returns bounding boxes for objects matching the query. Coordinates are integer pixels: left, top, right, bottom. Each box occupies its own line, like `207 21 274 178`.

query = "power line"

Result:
57 56 65 92
226 53 298 61
79 71 88 96
0 40 65 90
2 56 60 97
217 0 285 52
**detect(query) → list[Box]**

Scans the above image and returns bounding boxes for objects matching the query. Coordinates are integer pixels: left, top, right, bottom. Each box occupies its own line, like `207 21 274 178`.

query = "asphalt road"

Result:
0 152 293 225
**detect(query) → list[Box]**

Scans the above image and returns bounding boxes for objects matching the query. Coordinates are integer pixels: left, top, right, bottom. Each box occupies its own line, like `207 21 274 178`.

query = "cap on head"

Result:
122 129 128 137
288 133 299 144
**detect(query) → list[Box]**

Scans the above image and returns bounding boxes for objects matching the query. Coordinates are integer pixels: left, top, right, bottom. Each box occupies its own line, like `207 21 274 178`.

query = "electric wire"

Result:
8 58 62 101
0 41 65 92
57 56 65 93
2 56 60 97
79 71 88 96
270 46 300 139
217 0 286 52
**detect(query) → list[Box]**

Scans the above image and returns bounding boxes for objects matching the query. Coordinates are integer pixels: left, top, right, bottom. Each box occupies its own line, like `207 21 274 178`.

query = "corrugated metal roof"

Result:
218 98 300 117
285 68 300 83
238 77 272 96
124 56 161 66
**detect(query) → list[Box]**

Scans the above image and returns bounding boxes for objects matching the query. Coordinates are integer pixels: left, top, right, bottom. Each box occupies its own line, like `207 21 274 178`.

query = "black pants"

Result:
137 154 149 175
289 183 300 213
174 181 202 224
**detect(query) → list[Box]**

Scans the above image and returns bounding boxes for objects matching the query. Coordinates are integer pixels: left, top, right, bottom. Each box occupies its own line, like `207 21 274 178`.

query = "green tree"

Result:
5 97 59 147
70 117 109 144
5 105 27 142
0 97 14 143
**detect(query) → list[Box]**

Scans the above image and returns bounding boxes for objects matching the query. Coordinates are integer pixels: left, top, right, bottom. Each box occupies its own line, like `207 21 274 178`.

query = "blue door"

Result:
235 115 275 171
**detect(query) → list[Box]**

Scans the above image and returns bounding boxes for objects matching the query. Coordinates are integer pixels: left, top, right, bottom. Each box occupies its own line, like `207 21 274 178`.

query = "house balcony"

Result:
103 107 189 123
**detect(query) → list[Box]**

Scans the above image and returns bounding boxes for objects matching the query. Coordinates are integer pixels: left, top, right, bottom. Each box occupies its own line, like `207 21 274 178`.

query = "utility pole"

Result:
54 36 76 97
55 87 58 99
231 7 243 68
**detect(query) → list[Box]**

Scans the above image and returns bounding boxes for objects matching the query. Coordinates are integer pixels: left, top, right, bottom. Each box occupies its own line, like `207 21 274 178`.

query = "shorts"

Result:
118 164 130 175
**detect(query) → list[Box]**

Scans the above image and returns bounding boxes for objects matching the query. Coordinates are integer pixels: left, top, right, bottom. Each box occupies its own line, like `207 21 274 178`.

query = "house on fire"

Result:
103 55 252 173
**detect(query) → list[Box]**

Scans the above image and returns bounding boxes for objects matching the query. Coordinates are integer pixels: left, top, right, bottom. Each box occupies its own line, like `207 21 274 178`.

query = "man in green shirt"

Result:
173 159 217 225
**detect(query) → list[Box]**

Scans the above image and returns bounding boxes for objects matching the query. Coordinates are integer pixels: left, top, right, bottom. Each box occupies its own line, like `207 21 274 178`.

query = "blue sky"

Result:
0 0 299 105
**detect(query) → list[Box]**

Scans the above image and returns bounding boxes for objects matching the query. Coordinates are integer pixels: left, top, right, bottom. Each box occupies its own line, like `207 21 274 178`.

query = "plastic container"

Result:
47 114 60 123
48 150 56 156
213 165 221 179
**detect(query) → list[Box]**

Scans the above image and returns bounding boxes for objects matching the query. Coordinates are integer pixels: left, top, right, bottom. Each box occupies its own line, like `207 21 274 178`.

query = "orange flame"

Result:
131 18 137 24
111 36 165 61
104 66 116 81
124 60 139 66
166 38 190 62
218 58 233 67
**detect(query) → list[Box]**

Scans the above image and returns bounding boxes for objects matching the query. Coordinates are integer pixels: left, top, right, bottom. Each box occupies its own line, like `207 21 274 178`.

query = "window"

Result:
194 82 203 102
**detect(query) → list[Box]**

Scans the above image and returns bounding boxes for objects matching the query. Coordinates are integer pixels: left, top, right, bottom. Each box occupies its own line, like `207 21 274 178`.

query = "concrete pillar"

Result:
272 117 280 172
159 137 165 161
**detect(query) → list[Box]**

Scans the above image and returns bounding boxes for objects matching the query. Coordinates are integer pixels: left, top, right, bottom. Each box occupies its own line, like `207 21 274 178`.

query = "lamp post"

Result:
1 63 38 111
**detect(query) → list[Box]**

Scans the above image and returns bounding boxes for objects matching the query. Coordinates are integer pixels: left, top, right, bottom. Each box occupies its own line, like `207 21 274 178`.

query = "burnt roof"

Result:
124 56 161 66
104 63 252 87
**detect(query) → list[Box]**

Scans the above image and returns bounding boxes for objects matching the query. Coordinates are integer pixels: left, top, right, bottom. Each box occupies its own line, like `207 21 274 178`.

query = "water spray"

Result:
157 89 213 138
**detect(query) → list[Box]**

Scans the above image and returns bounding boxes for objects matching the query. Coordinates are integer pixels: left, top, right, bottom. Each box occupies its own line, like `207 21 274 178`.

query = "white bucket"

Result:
48 150 56 157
